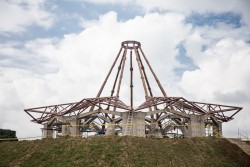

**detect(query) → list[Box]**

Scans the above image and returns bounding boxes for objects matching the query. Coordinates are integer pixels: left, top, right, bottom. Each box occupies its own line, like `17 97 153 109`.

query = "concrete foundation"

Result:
62 124 70 137
179 126 188 137
70 117 80 138
188 115 205 137
42 112 214 139
42 123 53 138
213 121 222 138
105 121 116 135
121 111 146 137
148 119 163 138
60 116 80 138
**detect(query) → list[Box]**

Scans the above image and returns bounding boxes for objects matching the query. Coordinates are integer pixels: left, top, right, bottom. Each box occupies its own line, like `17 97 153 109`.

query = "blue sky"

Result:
0 1 142 41
186 12 242 28
0 0 250 138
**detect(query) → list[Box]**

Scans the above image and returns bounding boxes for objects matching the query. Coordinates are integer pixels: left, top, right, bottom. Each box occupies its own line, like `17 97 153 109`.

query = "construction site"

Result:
24 41 242 139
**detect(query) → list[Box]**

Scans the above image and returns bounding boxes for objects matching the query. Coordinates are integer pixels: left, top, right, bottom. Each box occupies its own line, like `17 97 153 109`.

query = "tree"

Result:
0 129 18 142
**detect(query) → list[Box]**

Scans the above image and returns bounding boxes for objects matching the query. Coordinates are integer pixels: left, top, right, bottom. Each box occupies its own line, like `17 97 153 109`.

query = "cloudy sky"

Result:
0 0 250 138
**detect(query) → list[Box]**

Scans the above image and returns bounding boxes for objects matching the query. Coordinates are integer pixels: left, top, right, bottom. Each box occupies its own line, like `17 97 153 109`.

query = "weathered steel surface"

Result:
24 41 242 138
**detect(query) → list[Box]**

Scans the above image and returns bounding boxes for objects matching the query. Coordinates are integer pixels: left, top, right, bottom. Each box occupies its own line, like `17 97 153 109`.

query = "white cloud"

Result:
135 0 244 13
0 11 192 138
1 1 250 139
80 0 250 26
71 0 133 5
82 0 249 15
0 70 43 138
0 39 58 74
0 0 54 34
181 38 250 100
180 37 250 137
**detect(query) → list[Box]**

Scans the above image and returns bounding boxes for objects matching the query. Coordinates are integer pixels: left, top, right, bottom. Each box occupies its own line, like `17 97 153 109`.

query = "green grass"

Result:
0 136 250 167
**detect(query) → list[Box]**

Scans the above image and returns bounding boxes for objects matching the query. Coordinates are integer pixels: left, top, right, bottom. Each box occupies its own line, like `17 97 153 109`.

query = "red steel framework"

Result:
24 41 242 136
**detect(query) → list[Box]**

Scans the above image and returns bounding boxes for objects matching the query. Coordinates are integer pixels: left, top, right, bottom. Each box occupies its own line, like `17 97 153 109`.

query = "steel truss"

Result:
24 41 242 137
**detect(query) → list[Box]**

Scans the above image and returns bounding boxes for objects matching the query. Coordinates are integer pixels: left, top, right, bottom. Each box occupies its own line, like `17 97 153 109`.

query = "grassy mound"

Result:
0 136 250 167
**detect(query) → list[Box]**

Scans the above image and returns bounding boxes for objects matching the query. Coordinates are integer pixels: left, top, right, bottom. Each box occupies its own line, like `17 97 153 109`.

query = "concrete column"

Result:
60 115 80 138
122 112 128 136
60 116 69 137
69 117 80 138
213 121 222 138
149 119 163 138
132 112 146 137
42 123 53 138
121 112 129 135
121 112 146 137
62 124 70 137
180 126 188 137
187 115 205 137
105 121 116 135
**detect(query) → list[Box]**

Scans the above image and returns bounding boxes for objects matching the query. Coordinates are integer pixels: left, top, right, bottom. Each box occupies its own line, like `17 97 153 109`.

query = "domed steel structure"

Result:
24 41 242 138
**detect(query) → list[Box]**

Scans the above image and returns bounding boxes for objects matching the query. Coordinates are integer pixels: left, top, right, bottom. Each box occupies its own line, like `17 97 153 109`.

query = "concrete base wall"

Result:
43 111 214 138
42 123 53 138
213 122 222 138
148 120 163 138
62 124 70 137
179 126 188 137
132 112 146 137
105 121 116 135
70 118 80 138
60 116 80 138
121 112 130 135
121 112 146 137
188 115 205 137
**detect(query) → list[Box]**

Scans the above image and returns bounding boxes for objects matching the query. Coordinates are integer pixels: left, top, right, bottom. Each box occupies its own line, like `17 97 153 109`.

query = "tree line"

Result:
0 129 18 142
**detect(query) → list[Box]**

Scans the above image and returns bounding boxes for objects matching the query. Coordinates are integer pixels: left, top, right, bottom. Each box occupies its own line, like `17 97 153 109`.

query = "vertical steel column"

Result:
130 50 133 110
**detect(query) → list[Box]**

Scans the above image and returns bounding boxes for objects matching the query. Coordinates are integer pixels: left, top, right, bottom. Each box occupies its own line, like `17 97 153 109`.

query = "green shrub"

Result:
0 129 18 142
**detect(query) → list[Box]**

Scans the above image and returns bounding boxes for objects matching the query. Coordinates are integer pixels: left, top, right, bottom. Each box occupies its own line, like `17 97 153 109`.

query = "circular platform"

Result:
121 40 141 49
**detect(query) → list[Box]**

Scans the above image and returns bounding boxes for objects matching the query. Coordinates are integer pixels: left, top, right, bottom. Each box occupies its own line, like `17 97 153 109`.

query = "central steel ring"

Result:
121 40 141 49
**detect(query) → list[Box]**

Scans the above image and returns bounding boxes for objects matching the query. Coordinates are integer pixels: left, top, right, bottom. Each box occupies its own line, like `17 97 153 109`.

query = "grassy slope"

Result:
0 136 250 167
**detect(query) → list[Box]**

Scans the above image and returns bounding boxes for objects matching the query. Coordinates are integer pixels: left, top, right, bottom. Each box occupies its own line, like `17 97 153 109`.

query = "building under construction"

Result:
24 41 242 138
